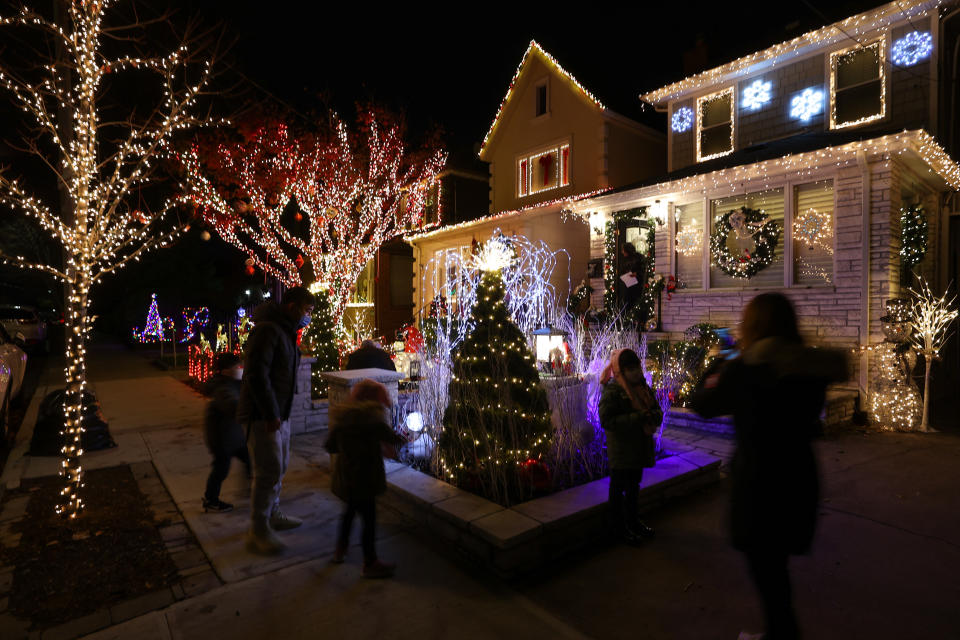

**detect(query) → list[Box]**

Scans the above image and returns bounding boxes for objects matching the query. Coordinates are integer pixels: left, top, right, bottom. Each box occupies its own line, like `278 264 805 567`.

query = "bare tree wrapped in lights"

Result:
180 109 446 324
910 279 958 432
0 1 216 517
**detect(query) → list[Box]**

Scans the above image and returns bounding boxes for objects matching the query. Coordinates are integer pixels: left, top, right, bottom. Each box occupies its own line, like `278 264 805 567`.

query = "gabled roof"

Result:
478 40 608 159
640 0 944 106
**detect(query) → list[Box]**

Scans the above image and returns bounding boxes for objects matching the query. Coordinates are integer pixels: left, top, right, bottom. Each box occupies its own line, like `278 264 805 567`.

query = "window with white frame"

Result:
709 188 784 288
696 88 734 162
517 143 571 197
792 180 834 285
830 40 885 129
674 201 704 289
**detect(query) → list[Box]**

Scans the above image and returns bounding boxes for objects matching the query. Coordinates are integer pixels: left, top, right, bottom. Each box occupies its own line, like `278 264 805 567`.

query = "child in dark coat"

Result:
599 348 662 544
201 353 251 513
325 379 405 578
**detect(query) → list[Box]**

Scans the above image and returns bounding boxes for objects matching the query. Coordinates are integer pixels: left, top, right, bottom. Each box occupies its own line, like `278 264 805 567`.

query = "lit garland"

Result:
742 79 772 111
891 30 933 66
180 307 210 343
603 208 656 326
910 279 958 431
479 40 606 156
0 2 216 517
671 107 693 133
640 0 941 105
180 111 447 326
899 203 928 273
710 206 781 279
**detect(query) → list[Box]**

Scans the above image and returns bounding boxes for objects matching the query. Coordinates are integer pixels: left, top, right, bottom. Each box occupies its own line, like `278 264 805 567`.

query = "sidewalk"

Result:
4 338 959 639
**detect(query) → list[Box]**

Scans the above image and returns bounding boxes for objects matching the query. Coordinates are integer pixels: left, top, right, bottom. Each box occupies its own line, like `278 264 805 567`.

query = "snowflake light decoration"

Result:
891 31 933 67
675 227 702 256
742 79 772 111
790 88 824 122
793 208 833 249
671 107 694 133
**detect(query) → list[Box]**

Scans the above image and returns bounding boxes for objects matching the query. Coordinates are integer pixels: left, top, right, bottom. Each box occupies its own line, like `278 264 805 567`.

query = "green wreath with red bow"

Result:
710 206 781 279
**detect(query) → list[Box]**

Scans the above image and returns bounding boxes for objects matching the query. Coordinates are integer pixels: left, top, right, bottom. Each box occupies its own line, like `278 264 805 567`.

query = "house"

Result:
567 0 960 405
405 40 666 322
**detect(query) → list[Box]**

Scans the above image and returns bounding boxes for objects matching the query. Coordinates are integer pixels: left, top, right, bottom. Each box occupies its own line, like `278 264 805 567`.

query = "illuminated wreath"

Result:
710 206 781 279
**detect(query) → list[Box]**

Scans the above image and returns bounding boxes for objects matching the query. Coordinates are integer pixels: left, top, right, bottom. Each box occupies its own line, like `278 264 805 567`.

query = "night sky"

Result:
202 0 886 154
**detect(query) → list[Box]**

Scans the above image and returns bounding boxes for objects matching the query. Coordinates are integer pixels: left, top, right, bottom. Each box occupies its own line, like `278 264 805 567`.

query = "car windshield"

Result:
0 309 35 320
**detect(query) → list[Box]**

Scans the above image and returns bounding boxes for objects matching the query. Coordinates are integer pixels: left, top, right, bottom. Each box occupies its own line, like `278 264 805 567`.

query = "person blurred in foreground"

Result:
201 352 250 513
599 348 662 545
325 379 406 578
690 293 847 640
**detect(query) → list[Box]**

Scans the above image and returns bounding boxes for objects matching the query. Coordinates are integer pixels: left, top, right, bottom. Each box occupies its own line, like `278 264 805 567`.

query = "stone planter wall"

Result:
382 442 721 578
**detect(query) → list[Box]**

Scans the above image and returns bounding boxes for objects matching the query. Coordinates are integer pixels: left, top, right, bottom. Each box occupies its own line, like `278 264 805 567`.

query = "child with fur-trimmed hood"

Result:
324 379 405 578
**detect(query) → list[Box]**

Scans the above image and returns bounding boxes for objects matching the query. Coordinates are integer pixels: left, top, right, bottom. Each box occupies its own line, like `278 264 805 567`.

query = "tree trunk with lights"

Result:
0 1 217 517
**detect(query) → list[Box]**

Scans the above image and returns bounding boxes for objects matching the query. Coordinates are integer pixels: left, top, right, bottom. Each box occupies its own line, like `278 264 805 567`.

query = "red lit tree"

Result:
180 108 446 322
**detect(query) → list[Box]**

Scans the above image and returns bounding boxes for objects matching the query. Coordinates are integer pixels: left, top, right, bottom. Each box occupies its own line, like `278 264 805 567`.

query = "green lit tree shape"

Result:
438 265 552 506
300 288 340 397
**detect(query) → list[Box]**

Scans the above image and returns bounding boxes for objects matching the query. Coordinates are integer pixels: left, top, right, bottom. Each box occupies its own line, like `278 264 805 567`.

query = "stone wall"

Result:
289 357 328 435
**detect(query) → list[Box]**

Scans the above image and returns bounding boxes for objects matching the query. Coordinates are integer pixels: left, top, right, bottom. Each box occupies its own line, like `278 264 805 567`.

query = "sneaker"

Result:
361 560 395 579
245 529 286 556
202 497 234 513
270 510 303 531
331 545 347 564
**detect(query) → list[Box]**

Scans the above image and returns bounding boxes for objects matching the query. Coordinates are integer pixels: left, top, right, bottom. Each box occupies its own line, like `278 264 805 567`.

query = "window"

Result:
793 180 834 285
674 201 704 289
830 40 885 129
516 143 570 197
696 88 734 162
535 83 548 117
710 188 784 288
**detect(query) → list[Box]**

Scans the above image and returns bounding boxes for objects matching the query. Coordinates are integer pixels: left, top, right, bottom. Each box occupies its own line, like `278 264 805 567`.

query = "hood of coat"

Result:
330 400 390 429
742 337 848 382
251 301 296 332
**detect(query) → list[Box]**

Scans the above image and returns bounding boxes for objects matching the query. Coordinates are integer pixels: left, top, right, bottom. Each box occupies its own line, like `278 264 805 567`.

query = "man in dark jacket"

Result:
343 339 396 371
240 286 315 555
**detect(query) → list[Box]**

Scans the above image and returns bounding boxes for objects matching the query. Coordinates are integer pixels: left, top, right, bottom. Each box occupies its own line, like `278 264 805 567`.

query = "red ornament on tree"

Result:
245 265 255 275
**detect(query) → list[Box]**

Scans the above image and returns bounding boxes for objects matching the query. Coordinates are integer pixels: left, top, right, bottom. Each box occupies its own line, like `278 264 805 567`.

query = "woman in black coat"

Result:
690 293 847 640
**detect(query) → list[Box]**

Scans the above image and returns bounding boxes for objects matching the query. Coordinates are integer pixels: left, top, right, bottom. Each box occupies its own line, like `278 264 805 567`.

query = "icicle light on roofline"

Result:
404 187 610 242
479 41 606 155
640 0 942 105
569 131 960 215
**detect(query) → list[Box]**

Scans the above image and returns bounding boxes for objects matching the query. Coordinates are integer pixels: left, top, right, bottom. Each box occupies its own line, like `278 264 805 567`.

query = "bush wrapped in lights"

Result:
438 239 553 506
300 289 340 398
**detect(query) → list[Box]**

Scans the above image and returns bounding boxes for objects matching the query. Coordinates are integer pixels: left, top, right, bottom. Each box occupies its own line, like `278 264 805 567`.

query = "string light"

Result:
0 3 216 517
900 204 928 271
640 0 942 105
910 279 958 431
180 111 446 326
180 307 209 343
480 40 606 156
696 87 734 162
830 40 885 130
675 225 702 256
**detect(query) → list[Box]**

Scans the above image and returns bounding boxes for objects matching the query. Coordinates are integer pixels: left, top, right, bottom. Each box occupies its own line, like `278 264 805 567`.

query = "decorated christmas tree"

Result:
300 289 340 397
133 294 164 343
438 239 553 505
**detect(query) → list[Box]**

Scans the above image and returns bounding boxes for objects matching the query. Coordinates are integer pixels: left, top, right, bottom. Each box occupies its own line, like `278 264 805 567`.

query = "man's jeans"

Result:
247 419 291 533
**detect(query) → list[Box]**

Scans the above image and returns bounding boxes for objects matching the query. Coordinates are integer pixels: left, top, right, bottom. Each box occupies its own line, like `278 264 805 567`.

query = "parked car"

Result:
0 304 48 353
0 324 27 439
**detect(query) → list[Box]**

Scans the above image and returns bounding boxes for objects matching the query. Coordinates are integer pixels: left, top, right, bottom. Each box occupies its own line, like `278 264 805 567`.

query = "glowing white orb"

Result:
406 411 425 432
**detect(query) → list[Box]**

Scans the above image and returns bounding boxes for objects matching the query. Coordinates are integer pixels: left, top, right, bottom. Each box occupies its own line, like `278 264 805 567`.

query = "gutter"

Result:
857 149 871 400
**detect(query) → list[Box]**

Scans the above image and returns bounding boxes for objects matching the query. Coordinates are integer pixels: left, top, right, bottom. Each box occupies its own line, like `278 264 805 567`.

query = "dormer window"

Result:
696 87 734 162
535 82 548 117
517 142 570 197
830 40 885 129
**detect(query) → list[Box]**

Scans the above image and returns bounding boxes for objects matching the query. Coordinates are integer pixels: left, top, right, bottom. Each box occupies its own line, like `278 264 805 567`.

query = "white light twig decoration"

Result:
910 279 958 431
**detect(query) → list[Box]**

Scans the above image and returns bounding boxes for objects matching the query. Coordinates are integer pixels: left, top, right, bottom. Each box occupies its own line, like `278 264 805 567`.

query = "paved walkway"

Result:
3 338 959 639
